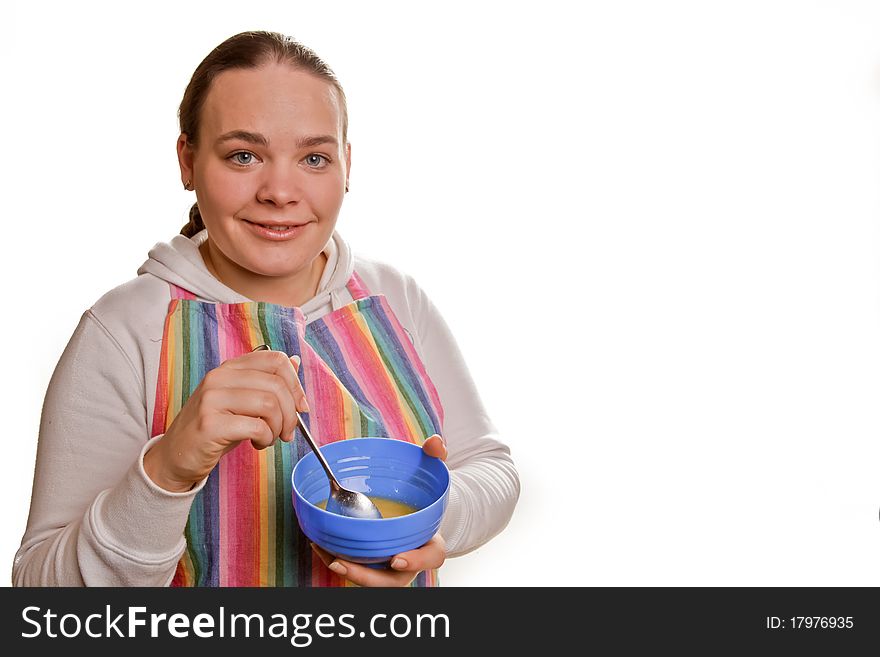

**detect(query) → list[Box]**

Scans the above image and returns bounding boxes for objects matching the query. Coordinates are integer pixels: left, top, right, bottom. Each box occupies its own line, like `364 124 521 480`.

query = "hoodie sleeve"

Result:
12 310 205 586
397 275 521 558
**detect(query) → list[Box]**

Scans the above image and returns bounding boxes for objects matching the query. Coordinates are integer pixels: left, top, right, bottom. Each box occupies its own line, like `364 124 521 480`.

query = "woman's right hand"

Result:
143 349 310 492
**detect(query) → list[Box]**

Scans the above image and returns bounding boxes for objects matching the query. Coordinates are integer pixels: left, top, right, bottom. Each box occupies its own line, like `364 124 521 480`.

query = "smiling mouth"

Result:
244 219 309 231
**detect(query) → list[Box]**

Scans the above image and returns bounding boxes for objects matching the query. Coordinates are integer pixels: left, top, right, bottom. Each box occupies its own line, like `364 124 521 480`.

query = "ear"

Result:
344 141 351 192
177 133 195 188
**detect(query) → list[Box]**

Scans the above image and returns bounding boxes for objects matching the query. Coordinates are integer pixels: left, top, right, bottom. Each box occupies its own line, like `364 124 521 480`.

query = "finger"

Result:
311 543 417 586
200 404 276 450
204 369 298 441
262 350 309 414
227 350 310 414
324 557 416 587
390 534 446 572
422 434 448 461
288 355 311 414
199 387 284 445
310 543 335 568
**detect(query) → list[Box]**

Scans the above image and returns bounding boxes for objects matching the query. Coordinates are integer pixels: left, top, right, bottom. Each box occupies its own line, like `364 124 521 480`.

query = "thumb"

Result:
422 434 448 461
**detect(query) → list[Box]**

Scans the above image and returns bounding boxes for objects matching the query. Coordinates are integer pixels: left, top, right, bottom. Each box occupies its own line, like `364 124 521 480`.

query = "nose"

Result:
256 163 305 207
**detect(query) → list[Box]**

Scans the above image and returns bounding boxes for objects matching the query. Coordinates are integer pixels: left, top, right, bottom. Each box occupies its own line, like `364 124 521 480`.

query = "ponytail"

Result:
180 202 205 238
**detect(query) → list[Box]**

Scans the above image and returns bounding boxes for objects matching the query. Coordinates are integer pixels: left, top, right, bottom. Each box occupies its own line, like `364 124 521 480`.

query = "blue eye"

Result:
230 151 255 166
305 154 329 168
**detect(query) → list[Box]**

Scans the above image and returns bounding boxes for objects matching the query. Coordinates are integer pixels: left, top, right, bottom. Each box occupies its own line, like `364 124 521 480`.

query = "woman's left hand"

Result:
311 433 448 587
311 534 446 587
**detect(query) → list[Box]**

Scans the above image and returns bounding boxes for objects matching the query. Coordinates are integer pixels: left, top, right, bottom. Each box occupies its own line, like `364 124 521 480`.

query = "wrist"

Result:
143 440 196 493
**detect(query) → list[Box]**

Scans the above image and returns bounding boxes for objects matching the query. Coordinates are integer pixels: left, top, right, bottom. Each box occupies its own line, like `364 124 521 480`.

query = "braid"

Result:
180 202 205 238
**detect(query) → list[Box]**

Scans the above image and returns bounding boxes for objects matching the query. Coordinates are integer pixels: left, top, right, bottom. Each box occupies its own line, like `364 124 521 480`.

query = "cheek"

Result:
311 178 346 216
200 166 251 213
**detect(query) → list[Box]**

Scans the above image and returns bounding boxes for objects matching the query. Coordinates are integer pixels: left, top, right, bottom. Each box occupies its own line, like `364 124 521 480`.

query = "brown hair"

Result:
178 31 349 238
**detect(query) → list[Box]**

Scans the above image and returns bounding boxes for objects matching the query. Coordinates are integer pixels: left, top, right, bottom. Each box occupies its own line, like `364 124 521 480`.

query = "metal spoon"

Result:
252 344 383 519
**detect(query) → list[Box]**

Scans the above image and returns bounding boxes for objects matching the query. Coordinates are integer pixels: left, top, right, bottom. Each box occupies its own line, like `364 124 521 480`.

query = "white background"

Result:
3 0 880 586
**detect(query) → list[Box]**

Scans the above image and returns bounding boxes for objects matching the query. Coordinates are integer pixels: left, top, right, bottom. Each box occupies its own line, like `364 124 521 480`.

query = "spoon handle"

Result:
294 411 341 492
252 344 341 491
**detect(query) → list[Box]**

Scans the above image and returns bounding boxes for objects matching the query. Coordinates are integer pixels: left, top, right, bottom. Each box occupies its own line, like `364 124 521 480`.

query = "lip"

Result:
243 219 311 241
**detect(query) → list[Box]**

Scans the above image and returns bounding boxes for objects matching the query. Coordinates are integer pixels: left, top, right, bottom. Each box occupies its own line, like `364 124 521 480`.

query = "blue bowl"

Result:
292 437 450 565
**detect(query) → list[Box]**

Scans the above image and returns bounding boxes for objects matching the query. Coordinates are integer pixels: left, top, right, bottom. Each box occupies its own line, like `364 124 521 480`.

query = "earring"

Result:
184 180 192 191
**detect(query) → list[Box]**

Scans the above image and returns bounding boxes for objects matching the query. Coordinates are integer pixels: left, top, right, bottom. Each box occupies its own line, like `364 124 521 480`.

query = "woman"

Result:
12 30 519 587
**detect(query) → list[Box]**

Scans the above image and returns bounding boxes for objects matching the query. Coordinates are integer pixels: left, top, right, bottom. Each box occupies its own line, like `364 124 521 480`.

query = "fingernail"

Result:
300 399 311 413
291 355 301 368
391 558 407 570
329 562 347 576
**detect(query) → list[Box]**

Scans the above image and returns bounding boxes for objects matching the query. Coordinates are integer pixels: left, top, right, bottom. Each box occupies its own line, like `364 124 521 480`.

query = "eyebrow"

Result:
216 130 338 149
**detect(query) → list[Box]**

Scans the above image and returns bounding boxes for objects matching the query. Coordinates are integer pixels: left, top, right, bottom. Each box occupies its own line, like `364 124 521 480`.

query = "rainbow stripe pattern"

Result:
150 272 444 587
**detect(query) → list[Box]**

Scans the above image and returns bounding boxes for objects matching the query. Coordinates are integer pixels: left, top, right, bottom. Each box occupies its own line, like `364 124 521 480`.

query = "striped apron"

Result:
149 271 444 587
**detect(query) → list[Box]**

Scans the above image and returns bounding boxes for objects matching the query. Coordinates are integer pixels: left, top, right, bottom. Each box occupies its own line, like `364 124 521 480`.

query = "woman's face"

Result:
178 62 350 290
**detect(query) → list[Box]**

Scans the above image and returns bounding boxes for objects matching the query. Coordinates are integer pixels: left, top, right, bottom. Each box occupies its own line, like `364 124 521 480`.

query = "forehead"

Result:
200 63 343 141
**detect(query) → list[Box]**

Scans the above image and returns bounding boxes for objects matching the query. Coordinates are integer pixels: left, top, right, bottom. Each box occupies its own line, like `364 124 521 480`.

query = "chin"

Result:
253 253 314 273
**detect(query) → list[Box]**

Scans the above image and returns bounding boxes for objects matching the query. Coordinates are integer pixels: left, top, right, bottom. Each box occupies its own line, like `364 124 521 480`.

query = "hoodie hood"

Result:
136 228 356 320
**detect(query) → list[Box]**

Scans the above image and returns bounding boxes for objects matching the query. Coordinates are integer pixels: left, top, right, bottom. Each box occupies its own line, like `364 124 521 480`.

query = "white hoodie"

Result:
12 229 520 586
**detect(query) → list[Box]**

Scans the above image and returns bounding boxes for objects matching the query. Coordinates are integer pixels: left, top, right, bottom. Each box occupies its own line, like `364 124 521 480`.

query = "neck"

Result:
200 241 328 308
